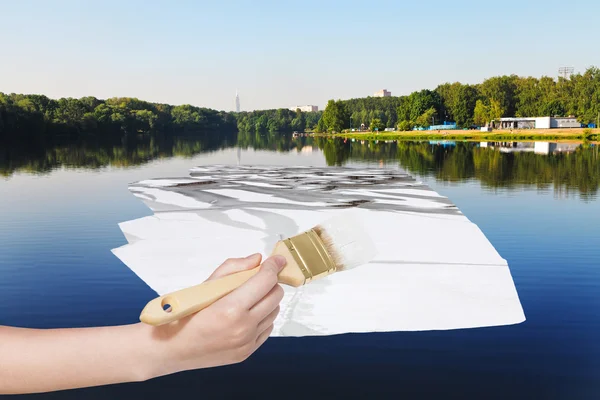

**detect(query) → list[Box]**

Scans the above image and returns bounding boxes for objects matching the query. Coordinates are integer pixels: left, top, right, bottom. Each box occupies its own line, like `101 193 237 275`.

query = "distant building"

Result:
289 105 318 112
235 90 240 113
492 116 581 129
374 89 391 97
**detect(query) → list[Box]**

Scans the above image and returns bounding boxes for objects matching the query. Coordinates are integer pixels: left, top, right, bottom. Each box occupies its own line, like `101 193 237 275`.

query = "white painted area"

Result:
203 188 328 207
112 236 272 295
373 198 449 209
132 187 211 209
223 209 267 230
112 167 525 336
154 212 204 221
231 181 282 188
339 189 443 200
367 188 444 198
285 262 524 334
111 227 522 334
135 178 205 187
118 214 267 243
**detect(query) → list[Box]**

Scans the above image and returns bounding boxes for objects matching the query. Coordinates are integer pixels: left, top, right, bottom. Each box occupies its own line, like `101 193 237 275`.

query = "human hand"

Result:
146 253 286 377
0 254 287 394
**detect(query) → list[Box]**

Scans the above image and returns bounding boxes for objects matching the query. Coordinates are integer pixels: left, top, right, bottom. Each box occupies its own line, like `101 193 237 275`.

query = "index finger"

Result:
227 255 287 309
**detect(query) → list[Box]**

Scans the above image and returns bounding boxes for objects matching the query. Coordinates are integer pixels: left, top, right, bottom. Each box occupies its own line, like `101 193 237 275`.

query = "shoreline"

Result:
319 128 599 142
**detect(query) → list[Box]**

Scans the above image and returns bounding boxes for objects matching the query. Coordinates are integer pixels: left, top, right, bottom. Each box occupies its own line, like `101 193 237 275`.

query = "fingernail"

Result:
272 255 287 270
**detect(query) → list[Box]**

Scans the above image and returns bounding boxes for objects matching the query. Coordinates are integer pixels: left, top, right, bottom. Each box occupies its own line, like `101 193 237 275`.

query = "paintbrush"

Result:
139 212 377 326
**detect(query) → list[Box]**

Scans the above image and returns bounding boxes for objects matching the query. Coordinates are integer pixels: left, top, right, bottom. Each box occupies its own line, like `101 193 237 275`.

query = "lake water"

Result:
1 138 599 399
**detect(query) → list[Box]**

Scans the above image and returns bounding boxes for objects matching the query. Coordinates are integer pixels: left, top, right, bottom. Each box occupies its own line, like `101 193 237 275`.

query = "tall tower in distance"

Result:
558 67 574 80
235 89 240 113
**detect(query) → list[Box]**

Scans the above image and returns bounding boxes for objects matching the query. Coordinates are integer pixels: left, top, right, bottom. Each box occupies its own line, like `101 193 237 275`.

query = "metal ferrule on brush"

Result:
283 229 336 284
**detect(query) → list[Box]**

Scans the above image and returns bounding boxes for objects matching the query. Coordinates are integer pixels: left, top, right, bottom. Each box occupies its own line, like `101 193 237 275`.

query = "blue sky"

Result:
1 0 598 111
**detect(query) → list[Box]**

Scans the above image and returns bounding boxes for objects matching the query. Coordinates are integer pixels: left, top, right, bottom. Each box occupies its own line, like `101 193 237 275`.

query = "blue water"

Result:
1 146 599 399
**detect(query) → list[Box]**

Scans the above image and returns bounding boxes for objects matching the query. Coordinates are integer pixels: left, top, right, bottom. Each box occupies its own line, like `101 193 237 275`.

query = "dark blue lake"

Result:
1 139 599 399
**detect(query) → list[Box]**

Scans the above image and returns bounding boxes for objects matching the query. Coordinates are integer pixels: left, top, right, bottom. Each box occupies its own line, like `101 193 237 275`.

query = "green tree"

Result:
415 107 437 128
291 108 305 132
255 114 267 134
370 118 385 131
542 99 566 117
315 117 326 133
321 100 349 132
479 75 518 117
408 90 442 122
397 120 412 131
489 99 504 121
452 85 478 127
133 109 157 132
267 118 280 134
473 100 489 126
571 67 600 124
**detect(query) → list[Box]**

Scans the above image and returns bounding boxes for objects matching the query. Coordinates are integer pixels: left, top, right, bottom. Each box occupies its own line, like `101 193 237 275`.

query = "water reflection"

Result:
1 134 598 198
348 139 598 199
0 131 237 175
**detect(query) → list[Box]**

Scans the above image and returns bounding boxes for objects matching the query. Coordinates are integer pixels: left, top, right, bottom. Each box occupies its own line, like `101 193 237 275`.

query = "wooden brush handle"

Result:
139 244 307 326
139 267 260 326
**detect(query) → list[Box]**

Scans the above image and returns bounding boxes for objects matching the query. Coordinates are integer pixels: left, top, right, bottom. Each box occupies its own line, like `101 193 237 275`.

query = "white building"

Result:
289 105 318 112
493 116 581 129
235 90 240 113
374 89 391 97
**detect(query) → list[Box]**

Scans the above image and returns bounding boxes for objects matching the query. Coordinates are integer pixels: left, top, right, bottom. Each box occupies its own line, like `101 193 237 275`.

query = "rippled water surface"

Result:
1 140 599 399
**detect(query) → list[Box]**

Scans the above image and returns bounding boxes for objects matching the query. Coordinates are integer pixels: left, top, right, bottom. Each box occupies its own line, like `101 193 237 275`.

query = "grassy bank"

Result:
327 128 599 142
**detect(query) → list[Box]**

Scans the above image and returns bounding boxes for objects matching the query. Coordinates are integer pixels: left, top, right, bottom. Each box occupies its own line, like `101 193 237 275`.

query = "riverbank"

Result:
327 128 599 142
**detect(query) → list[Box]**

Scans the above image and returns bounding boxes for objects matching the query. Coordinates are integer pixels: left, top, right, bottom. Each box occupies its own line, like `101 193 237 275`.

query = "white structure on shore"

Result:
493 116 580 129
289 105 318 112
235 90 240 113
374 89 391 97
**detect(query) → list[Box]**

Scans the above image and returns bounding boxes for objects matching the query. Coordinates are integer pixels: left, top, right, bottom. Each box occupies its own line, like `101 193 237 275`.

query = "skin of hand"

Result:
147 253 286 375
0 253 286 395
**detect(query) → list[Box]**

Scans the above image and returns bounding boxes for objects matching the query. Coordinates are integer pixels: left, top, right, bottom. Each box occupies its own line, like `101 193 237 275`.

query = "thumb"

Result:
206 253 262 281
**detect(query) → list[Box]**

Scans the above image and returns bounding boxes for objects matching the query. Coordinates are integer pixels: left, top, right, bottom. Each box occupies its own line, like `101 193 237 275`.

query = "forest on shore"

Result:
319 67 600 132
1 66 599 143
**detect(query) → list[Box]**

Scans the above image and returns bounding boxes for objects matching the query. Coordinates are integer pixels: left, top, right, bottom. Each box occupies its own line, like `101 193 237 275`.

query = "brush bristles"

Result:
313 213 377 271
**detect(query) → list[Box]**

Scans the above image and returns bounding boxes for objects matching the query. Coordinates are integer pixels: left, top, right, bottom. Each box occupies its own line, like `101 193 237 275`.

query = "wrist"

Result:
130 322 174 382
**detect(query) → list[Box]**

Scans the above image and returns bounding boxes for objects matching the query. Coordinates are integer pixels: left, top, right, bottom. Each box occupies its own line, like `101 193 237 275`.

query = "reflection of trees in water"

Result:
0 131 318 177
312 138 599 197
0 131 237 176
237 130 318 153
2 133 598 198
314 137 351 166
470 145 599 198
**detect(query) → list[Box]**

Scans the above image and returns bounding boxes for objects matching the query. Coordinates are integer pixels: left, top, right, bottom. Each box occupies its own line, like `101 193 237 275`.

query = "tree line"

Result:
318 66 600 132
0 94 238 145
235 108 322 134
0 93 322 145
2 66 599 142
